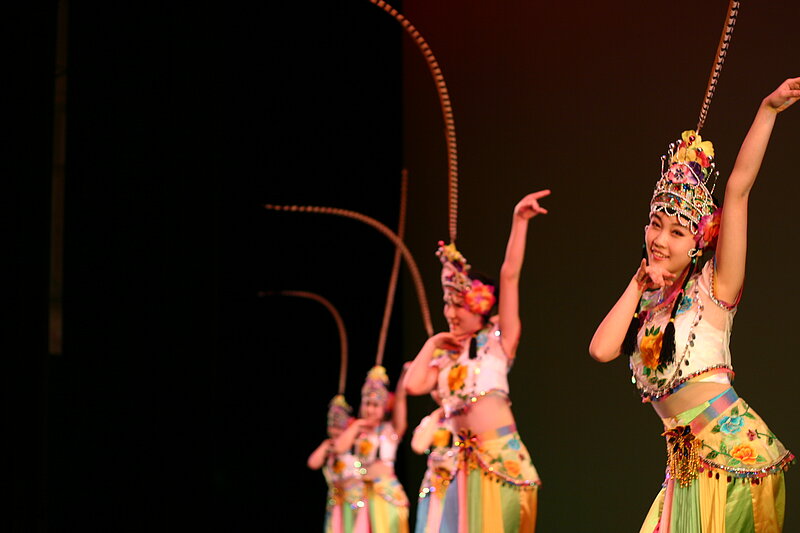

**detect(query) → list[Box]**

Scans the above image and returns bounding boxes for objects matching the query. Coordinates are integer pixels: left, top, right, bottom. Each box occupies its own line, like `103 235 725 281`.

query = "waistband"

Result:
477 423 517 441
641 365 734 402
663 387 738 434
455 423 517 444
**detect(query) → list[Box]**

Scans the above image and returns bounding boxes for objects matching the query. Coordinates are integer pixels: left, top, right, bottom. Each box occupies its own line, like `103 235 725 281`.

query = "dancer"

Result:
410 390 456 533
308 395 370 533
335 365 410 533
405 191 550 532
589 78 799 531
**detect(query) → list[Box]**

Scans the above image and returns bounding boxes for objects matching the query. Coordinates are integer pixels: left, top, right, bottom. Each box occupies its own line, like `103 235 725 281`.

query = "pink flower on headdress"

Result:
463 280 496 315
696 209 721 250
664 162 701 185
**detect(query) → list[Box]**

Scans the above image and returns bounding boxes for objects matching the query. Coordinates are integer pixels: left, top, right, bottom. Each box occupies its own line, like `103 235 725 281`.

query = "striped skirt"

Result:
364 474 410 533
325 478 370 533
438 424 540 533
640 388 794 532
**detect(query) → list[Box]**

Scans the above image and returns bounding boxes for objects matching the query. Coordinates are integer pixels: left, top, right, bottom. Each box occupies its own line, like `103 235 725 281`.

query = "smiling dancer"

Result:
405 191 549 532
335 365 410 533
590 77 799 532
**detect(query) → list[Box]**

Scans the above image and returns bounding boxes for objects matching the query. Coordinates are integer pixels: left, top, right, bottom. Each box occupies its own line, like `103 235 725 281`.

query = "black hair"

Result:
621 245 648 357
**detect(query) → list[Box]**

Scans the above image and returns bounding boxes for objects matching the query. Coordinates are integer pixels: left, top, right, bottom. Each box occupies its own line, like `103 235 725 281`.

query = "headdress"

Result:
327 394 353 430
436 241 496 315
650 130 718 236
622 0 740 367
361 365 390 406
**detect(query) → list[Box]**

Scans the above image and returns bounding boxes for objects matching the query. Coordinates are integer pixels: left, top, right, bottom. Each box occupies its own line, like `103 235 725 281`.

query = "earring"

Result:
687 248 702 258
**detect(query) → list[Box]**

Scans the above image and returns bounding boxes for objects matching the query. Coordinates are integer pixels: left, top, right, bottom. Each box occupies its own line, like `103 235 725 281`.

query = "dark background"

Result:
8 1 799 531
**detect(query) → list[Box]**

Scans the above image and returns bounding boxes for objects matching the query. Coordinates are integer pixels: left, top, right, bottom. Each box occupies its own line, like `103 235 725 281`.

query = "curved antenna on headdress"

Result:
369 0 459 244
696 0 740 134
265 202 434 338
375 170 408 367
259 290 348 395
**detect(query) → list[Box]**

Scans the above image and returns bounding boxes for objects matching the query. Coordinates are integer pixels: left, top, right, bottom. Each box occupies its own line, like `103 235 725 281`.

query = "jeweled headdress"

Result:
436 241 496 315
624 0 740 368
327 394 352 430
361 365 390 406
650 130 718 236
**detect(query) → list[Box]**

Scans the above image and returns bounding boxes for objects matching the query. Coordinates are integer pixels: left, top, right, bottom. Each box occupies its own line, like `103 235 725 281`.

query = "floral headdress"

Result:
624 0 740 376
650 130 720 248
361 365 390 406
436 241 496 315
327 394 352 430
626 131 723 367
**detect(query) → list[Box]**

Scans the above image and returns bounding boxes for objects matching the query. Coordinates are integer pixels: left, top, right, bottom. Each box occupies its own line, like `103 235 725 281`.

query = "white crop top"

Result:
630 260 738 402
431 320 512 418
354 423 400 466
323 449 361 486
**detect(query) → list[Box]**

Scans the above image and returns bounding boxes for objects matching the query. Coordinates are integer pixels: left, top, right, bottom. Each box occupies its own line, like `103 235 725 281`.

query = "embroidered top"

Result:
354 422 400 466
323 449 361 485
414 414 457 499
630 260 738 402
431 320 512 418
323 448 365 508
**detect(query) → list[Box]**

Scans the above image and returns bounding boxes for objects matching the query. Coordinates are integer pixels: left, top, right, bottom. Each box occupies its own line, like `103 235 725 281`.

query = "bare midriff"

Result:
448 394 516 435
364 460 394 481
651 380 731 419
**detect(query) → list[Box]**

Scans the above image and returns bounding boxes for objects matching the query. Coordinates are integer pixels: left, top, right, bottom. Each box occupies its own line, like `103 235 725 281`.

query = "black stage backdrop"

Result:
7 1 799 532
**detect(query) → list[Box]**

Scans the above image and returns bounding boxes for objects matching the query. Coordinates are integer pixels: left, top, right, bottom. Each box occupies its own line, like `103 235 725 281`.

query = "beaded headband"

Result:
436 241 496 315
361 365 390 406
327 394 353 430
650 130 719 242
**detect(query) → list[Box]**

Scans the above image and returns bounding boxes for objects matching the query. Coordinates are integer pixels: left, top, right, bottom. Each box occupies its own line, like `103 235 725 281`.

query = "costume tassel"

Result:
659 256 696 365
622 312 640 356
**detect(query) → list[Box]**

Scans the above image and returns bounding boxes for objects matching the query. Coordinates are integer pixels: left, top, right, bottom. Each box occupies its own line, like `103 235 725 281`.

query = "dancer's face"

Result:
444 301 484 337
645 212 696 275
360 398 385 423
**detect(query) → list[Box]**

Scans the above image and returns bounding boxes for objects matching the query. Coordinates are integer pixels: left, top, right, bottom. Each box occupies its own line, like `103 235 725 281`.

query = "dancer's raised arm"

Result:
715 77 800 302
498 190 550 357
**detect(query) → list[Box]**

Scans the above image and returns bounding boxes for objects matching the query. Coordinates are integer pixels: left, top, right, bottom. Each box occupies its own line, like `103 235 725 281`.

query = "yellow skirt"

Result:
439 424 540 533
640 388 794 533
364 475 409 533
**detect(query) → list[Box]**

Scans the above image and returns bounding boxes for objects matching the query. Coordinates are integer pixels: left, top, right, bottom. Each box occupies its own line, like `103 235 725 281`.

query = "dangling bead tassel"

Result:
659 257 696 366
621 310 640 356
660 316 677 365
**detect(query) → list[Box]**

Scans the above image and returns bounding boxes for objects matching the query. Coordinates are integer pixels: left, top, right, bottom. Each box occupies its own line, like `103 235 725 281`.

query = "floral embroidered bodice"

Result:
323 448 361 487
414 414 457 496
432 320 511 417
630 260 737 401
353 423 400 467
